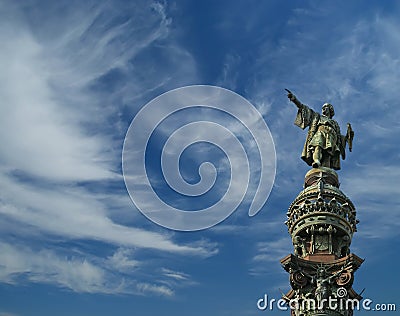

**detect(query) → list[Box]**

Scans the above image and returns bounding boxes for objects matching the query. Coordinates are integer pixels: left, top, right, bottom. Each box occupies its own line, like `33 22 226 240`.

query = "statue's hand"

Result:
285 89 297 102
285 89 302 108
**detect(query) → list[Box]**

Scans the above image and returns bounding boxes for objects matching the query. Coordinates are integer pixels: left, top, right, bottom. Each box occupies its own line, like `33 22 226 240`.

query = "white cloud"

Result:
0 0 210 294
136 282 174 297
252 239 292 263
161 268 190 281
0 242 110 293
0 0 198 182
0 241 184 296
0 312 19 316
341 164 400 239
0 172 217 255
249 238 292 277
0 23 115 182
106 248 140 272
217 53 241 90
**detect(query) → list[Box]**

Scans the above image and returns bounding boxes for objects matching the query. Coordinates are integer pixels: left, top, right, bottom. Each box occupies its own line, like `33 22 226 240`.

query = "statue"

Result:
314 267 338 303
299 265 350 309
286 89 354 170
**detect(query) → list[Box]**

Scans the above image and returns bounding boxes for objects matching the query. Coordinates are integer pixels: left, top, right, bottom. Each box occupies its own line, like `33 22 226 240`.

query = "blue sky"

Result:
0 0 399 315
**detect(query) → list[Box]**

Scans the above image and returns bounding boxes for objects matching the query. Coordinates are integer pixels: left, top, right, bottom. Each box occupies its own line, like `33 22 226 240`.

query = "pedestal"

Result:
281 168 363 316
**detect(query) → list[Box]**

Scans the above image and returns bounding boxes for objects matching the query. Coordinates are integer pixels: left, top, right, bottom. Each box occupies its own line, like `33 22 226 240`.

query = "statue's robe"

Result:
294 104 345 170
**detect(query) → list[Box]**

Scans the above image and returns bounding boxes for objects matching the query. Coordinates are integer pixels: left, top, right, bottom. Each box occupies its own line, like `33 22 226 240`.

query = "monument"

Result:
280 90 363 316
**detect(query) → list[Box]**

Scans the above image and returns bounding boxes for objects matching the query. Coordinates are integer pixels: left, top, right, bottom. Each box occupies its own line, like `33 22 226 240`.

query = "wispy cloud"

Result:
0 241 112 293
249 238 292 277
136 282 174 297
0 165 217 255
0 312 19 316
161 268 191 281
341 164 400 239
106 248 140 272
0 241 187 296
0 0 209 294
217 53 241 90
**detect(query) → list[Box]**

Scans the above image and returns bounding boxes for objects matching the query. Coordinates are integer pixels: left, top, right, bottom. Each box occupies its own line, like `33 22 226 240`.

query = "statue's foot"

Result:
312 160 321 168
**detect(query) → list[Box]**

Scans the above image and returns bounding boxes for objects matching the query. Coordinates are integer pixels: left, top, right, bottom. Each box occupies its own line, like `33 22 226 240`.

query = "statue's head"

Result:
322 103 334 118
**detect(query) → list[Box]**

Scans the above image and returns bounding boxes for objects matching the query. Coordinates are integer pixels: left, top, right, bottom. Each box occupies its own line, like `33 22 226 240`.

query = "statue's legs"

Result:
321 154 331 168
312 146 322 168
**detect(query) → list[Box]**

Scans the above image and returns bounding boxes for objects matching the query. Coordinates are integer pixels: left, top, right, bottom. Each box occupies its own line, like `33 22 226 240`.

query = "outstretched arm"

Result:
285 89 303 109
287 89 315 130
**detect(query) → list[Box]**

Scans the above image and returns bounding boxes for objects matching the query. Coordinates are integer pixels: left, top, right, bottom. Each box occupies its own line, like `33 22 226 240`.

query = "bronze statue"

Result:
286 89 354 170
298 264 350 307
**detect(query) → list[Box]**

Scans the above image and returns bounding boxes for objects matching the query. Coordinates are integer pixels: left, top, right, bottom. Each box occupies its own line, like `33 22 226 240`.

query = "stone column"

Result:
281 167 363 316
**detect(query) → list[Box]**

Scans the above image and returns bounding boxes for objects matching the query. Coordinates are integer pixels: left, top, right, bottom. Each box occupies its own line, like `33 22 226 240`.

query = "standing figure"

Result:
286 89 354 170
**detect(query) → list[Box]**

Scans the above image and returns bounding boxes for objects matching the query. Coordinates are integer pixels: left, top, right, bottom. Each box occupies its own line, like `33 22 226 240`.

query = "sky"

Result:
0 0 399 315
